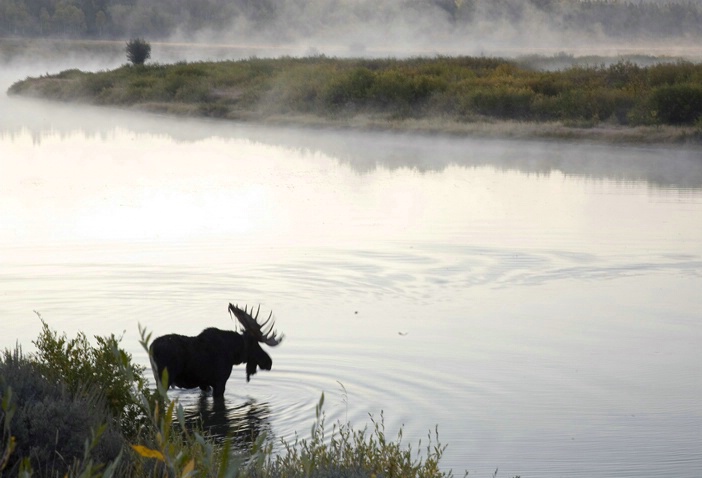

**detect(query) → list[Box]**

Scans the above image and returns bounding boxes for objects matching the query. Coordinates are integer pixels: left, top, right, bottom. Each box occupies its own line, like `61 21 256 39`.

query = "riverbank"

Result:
8 55 702 144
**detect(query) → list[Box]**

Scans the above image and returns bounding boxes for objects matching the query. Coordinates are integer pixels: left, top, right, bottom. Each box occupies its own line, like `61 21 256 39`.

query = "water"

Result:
2 77 702 477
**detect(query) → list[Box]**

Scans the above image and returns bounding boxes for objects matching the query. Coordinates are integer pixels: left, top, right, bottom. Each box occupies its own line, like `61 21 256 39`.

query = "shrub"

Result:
471 86 535 119
263 395 447 478
605 61 643 89
323 67 375 108
126 77 161 102
84 72 114 96
31 318 149 439
170 78 212 102
549 89 599 122
54 68 84 79
370 71 444 109
0 348 124 476
647 61 698 87
649 84 702 125
126 38 151 66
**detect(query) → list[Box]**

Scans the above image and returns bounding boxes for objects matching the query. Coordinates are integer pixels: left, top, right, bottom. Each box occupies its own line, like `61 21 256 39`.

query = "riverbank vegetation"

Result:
0 320 452 477
8 55 702 143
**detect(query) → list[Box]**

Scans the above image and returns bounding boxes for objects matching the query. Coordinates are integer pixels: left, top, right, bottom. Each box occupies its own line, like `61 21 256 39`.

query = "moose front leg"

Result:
212 381 227 398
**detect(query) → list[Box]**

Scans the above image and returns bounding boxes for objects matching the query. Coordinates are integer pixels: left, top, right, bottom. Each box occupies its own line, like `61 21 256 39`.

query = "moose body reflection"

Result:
184 396 272 448
150 304 283 397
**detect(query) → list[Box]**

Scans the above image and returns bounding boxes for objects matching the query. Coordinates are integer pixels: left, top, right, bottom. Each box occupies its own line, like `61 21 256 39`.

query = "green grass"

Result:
7 55 702 143
1 321 456 478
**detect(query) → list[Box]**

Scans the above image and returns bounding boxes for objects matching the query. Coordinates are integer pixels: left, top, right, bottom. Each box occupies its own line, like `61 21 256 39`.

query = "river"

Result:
1 60 701 477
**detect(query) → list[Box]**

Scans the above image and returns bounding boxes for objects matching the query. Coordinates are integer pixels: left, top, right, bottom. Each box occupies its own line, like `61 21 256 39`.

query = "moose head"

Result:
150 303 284 398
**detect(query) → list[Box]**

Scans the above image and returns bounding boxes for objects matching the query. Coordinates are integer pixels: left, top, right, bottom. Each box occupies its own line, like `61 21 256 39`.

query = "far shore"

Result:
7 54 702 146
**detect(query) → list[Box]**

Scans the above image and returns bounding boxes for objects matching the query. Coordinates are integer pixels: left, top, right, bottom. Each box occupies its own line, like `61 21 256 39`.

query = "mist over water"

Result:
2 52 702 478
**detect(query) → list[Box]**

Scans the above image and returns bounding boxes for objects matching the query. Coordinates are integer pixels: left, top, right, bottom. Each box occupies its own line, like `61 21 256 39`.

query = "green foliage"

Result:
31 318 149 439
0 383 18 473
54 68 84 79
9 55 702 135
471 86 534 119
126 38 151 66
647 61 701 87
266 395 448 478
324 67 375 108
84 72 115 97
605 61 643 89
649 84 702 125
0 347 124 476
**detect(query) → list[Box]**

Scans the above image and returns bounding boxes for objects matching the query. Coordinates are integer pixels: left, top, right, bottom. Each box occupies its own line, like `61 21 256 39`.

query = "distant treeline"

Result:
1 0 701 41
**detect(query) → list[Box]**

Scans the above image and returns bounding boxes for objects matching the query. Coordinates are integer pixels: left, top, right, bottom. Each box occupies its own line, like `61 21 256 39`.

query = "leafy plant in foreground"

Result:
0 347 124 476
260 393 450 478
31 315 150 439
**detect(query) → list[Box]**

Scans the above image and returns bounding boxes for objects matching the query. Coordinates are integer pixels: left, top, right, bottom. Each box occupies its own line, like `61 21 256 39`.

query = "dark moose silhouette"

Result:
150 303 284 397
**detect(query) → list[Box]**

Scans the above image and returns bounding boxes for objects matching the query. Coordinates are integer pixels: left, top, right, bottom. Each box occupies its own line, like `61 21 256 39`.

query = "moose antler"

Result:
228 303 284 346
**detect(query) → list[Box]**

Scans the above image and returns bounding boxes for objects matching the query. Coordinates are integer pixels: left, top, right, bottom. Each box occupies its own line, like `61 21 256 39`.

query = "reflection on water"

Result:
180 394 271 449
2 95 702 190
1 92 702 477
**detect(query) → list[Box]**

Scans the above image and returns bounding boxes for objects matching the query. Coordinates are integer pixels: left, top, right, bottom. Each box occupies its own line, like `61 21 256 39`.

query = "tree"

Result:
126 37 151 66
95 10 107 36
52 1 87 36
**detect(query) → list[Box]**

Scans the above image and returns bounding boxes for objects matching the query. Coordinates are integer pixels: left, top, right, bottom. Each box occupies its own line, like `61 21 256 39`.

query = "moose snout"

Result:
259 355 272 370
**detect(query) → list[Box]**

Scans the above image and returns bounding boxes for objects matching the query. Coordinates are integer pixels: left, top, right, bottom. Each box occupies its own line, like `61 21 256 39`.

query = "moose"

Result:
150 303 284 398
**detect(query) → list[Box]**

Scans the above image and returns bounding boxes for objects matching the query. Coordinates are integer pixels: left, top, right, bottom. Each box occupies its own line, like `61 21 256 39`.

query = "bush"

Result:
605 61 643 89
370 71 444 109
54 69 84 79
323 67 375 108
266 395 447 478
0 348 124 476
126 38 151 66
84 73 115 96
649 84 702 125
31 318 150 439
471 86 535 119
647 61 699 87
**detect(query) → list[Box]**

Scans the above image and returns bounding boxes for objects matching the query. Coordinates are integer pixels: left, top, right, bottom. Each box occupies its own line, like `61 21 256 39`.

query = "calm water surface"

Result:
2 78 702 477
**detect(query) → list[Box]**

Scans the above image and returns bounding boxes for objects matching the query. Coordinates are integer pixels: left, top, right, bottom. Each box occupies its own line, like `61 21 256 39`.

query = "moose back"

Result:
150 303 284 397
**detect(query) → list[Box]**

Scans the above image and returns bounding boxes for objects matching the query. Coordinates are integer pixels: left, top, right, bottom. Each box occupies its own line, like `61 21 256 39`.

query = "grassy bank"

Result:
0 321 454 477
8 55 702 143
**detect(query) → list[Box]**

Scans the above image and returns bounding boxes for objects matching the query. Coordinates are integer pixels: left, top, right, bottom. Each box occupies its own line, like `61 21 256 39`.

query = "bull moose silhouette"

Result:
150 303 284 397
